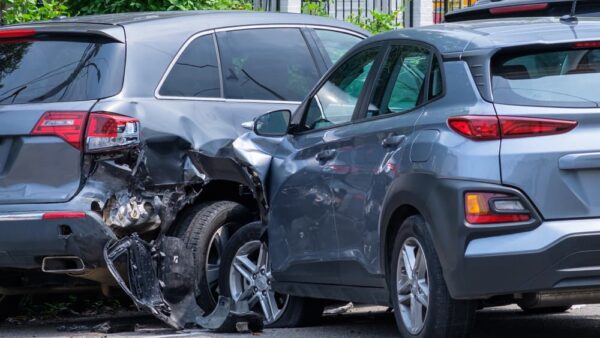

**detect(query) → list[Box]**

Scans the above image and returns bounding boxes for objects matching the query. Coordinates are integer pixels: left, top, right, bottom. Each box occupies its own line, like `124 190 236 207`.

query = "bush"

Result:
2 0 69 25
68 0 251 16
348 9 402 34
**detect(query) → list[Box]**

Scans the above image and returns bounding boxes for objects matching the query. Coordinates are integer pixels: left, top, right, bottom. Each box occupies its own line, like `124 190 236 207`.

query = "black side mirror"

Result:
254 110 291 137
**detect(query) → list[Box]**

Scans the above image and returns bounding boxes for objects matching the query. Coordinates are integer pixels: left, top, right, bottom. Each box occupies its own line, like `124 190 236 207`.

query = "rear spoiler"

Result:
0 23 125 43
445 0 590 22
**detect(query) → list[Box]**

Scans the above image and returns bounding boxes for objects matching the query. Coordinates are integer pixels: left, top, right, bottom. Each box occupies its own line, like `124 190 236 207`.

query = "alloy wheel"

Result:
396 237 430 334
205 225 230 304
229 240 289 324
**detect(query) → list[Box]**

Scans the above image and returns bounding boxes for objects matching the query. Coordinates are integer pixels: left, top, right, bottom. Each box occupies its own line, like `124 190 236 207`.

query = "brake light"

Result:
448 116 577 140
85 112 140 152
574 41 600 49
465 192 530 224
0 29 36 39
42 211 86 220
489 3 549 15
32 112 87 149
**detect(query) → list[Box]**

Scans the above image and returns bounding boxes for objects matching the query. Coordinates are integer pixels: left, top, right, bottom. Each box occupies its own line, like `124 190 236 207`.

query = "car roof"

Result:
12 11 367 35
365 17 600 55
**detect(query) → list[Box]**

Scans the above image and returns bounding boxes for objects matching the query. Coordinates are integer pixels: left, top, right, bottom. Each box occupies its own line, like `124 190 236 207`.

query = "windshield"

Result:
0 37 125 105
492 46 600 108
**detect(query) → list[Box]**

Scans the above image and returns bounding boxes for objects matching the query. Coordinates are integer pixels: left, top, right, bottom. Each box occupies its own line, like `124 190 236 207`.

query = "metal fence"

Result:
433 0 476 23
254 0 477 27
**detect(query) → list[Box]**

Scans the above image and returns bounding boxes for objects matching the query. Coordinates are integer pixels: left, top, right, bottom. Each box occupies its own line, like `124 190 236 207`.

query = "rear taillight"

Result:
465 192 530 225
32 111 140 152
489 3 549 15
85 112 140 153
32 111 87 149
448 115 577 141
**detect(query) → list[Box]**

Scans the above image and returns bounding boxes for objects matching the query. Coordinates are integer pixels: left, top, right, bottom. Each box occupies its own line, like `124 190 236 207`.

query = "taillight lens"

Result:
489 3 549 15
32 111 140 152
86 112 140 152
448 115 577 140
465 192 530 224
32 111 87 149
0 29 36 39
42 211 86 220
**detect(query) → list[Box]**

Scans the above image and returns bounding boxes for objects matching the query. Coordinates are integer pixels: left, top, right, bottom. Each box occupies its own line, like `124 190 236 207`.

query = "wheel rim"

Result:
205 225 230 305
396 237 429 335
229 240 289 324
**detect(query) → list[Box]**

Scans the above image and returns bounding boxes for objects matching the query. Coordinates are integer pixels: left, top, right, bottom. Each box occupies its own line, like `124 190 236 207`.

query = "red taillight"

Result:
465 192 530 225
448 115 577 140
31 111 88 149
0 29 36 39
489 3 549 15
32 111 140 152
42 211 86 220
574 41 600 49
85 112 140 152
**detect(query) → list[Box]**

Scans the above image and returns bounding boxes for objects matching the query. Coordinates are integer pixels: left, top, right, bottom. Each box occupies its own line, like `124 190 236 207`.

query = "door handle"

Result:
316 149 337 163
382 135 406 148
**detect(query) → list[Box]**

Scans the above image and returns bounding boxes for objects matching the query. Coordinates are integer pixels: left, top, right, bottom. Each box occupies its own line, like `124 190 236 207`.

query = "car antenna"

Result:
560 0 579 23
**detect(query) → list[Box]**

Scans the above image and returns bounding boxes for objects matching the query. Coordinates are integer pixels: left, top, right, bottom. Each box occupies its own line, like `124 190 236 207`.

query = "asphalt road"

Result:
2 304 600 338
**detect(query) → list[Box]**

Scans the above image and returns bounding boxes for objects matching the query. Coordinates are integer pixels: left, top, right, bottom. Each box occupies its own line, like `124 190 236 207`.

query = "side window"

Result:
429 57 443 99
314 29 363 65
302 48 380 132
159 34 221 98
367 45 431 118
217 28 320 101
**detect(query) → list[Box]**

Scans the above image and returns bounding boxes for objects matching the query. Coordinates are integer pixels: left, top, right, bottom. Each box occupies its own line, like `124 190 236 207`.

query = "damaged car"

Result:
190 16 600 337
0 11 367 324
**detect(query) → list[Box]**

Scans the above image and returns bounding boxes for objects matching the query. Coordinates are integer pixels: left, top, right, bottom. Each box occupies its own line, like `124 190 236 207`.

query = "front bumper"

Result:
0 211 115 270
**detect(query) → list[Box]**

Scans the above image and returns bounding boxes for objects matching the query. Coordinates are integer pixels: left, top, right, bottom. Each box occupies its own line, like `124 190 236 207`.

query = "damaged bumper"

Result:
104 234 264 332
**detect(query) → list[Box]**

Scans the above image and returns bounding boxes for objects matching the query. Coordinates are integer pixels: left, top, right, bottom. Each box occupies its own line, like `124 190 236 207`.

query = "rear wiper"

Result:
0 85 27 104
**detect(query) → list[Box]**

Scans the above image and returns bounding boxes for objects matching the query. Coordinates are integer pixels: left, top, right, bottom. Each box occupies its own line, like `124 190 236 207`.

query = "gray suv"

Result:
205 17 600 336
0 11 366 319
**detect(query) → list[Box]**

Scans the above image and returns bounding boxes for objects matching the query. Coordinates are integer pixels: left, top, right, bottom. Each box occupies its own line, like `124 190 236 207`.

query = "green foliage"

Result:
67 0 251 16
2 0 69 25
347 9 402 34
301 0 328 17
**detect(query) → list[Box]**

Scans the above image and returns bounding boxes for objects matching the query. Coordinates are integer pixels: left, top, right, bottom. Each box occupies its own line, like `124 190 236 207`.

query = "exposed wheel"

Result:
220 222 324 328
0 294 21 320
519 304 571 314
181 201 253 312
390 215 476 338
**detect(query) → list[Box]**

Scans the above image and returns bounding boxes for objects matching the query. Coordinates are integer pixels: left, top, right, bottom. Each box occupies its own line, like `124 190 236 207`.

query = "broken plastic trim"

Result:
104 234 263 332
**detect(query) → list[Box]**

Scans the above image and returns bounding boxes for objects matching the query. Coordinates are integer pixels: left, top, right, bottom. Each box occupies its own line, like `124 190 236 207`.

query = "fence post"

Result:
279 0 302 13
412 0 433 27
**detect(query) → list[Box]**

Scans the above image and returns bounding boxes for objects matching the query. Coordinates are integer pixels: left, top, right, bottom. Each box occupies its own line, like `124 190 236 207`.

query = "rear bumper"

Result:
454 218 600 299
0 211 115 270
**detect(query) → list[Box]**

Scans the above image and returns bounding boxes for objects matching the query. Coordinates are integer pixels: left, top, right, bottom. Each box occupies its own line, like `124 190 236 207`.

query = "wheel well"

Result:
167 180 260 236
384 205 421 277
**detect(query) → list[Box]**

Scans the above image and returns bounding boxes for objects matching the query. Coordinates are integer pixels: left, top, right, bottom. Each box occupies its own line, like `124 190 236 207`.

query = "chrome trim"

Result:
0 213 44 221
155 24 366 102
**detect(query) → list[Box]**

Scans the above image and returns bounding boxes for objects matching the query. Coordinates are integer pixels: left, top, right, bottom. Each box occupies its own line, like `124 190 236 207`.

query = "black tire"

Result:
518 305 572 315
390 215 476 338
180 201 253 312
219 222 324 328
0 295 21 321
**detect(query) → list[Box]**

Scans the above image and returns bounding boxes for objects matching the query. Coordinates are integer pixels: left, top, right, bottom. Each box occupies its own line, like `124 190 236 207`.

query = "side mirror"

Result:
254 110 291 137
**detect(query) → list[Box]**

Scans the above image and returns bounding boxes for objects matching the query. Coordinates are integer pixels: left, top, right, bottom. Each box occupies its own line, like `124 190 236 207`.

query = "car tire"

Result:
390 215 476 338
181 201 253 312
518 304 572 314
219 222 325 328
0 295 21 320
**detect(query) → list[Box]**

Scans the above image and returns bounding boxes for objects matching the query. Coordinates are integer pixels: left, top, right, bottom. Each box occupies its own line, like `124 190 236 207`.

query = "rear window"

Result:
492 47 600 108
0 37 124 105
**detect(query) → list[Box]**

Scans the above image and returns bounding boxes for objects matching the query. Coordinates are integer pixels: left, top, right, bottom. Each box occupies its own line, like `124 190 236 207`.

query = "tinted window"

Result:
492 48 600 108
159 34 220 98
315 29 362 64
0 37 124 105
217 28 320 101
368 45 430 118
302 48 379 131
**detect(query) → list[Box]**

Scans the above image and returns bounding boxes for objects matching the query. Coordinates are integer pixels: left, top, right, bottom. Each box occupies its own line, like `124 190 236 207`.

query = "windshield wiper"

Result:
0 85 27 104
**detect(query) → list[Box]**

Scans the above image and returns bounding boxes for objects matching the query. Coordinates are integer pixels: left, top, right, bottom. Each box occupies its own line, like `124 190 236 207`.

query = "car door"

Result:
268 46 384 285
329 43 440 286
